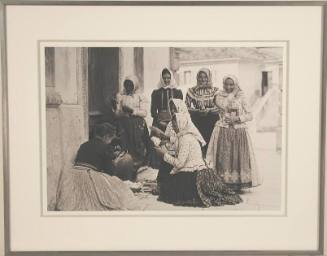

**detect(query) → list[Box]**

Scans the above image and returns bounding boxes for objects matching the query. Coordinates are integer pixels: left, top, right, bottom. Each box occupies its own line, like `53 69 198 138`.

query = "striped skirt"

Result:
206 126 262 190
55 166 142 211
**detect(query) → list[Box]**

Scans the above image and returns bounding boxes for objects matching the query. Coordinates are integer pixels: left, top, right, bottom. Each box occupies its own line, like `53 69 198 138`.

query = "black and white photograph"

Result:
3 3 325 253
45 45 286 213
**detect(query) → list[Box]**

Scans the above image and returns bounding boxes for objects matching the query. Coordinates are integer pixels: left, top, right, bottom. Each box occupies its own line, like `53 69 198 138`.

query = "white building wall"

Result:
211 62 241 88
239 61 263 104
263 62 281 88
119 47 135 91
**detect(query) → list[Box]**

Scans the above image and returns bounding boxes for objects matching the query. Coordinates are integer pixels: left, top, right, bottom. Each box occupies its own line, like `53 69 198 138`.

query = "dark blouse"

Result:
151 87 183 128
74 138 119 175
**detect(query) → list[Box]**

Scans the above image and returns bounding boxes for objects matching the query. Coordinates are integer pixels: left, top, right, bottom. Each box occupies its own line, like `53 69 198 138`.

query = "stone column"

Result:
119 48 135 91
170 47 180 84
45 47 64 210
134 47 144 91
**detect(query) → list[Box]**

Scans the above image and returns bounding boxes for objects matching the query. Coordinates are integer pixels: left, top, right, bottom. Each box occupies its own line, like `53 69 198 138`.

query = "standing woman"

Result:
151 68 183 131
116 75 152 170
185 68 220 154
206 75 262 192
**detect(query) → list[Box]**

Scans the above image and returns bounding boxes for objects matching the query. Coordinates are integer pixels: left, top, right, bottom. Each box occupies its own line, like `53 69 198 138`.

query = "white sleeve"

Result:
163 137 189 170
133 94 147 117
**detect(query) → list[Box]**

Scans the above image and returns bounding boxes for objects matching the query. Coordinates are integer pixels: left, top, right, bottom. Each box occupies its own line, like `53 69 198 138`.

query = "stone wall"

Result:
46 47 88 210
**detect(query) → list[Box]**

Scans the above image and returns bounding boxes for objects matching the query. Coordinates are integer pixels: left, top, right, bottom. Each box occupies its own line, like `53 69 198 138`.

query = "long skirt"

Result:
206 126 263 190
55 166 142 211
158 168 242 207
156 160 173 184
118 116 152 168
190 112 219 154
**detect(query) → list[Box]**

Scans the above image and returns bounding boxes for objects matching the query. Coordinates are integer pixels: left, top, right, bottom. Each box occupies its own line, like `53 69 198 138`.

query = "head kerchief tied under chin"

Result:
123 75 140 94
196 68 213 87
168 98 189 116
157 68 177 88
174 113 206 147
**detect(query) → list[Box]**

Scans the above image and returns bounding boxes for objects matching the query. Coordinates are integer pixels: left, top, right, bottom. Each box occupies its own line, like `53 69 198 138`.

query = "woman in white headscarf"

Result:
151 68 183 131
206 75 262 192
155 112 242 207
153 99 206 190
185 68 220 154
115 75 152 172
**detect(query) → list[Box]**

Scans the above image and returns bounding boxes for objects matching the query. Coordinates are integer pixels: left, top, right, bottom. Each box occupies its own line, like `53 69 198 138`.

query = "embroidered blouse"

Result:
214 91 253 129
185 86 219 111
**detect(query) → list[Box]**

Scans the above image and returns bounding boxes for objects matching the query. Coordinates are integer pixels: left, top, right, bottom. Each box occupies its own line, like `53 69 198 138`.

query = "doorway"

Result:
261 71 272 96
88 47 119 138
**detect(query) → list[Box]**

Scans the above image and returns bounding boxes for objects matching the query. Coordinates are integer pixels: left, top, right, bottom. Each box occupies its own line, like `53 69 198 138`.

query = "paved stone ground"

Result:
135 132 282 212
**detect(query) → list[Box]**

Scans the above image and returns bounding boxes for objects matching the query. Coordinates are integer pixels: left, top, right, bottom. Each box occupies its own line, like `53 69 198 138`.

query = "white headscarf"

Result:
122 75 140 95
219 74 243 98
174 113 206 147
196 68 213 87
168 98 189 116
223 75 239 88
157 68 177 88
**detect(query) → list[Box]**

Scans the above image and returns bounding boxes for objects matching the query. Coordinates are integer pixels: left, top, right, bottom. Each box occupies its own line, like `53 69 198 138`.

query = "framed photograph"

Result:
1 0 326 255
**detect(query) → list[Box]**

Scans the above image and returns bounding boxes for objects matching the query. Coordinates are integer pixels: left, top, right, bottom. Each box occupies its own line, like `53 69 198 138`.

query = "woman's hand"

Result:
159 139 169 147
208 108 220 115
232 86 241 97
150 126 167 139
188 108 199 113
225 116 240 124
170 169 178 175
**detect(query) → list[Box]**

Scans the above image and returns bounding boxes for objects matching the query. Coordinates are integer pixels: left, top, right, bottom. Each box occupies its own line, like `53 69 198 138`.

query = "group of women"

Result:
55 67 262 211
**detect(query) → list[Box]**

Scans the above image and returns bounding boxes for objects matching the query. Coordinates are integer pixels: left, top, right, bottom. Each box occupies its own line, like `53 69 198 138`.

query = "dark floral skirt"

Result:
158 168 242 207
196 168 242 207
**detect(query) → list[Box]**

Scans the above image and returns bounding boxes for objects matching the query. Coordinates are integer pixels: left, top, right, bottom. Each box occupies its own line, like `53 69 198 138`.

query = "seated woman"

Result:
155 113 242 207
151 99 200 188
55 123 141 211
151 68 183 131
116 75 152 170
